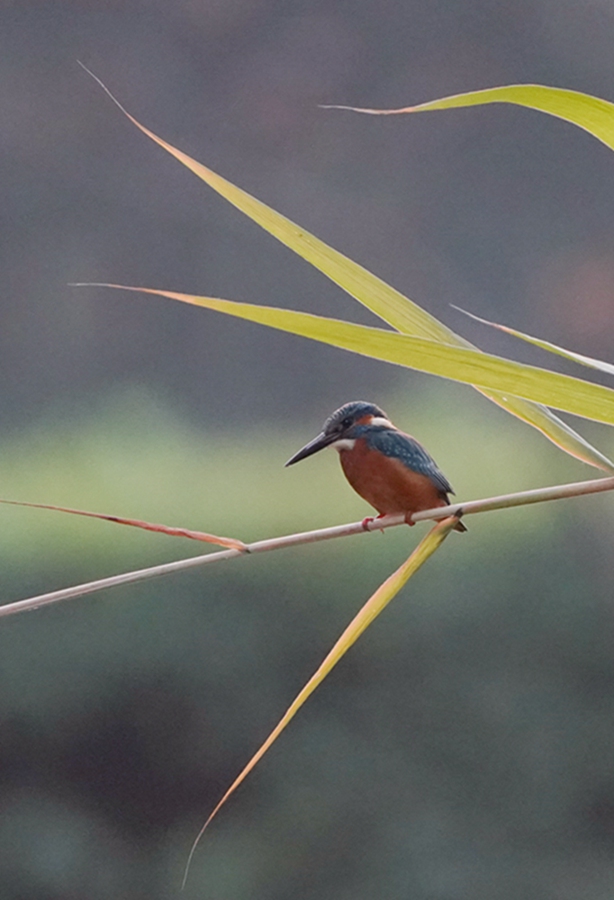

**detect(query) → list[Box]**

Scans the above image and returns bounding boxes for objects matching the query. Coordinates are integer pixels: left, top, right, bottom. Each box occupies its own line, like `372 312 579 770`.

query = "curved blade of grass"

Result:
470 388 613 470
324 85 614 151
80 66 612 472
182 515 459 888
79 64 438 340
83 285 614 430
454 306 614 376
0 498 246 550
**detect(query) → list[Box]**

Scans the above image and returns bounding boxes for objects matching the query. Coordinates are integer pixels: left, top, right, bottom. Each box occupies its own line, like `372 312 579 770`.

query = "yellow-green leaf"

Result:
326 84 614 151
93 285 614 431
469 389 613 471
82 67 614 471
182 515 458 887
454 307 614 376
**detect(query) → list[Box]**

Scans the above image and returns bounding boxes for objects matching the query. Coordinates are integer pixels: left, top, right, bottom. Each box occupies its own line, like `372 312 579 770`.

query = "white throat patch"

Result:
331 438 356 452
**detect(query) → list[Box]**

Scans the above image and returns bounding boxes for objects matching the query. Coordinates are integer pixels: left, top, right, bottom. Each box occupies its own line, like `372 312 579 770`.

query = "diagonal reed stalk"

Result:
1 475 613 620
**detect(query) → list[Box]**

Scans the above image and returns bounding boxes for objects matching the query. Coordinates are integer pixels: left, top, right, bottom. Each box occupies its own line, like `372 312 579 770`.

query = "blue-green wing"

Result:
366 429 455 497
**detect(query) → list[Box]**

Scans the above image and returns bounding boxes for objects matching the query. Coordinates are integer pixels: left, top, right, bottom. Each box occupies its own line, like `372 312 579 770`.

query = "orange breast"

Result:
339 440 448 515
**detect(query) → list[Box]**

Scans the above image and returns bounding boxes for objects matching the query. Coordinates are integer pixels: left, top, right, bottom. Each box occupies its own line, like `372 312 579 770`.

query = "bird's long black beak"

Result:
285 431 336 466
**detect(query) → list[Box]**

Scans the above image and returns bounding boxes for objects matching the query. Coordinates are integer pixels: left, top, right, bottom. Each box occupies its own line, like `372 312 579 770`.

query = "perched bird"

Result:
285 401 466 532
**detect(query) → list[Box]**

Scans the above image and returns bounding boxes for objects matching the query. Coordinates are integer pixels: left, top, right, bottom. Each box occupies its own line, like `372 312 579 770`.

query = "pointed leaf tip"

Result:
181 517 454 887
325 85 614 152
0 499 246 550
453 306 614 377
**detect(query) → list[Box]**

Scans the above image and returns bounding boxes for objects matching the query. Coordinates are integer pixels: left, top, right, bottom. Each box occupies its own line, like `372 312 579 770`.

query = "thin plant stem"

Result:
1 475 613 620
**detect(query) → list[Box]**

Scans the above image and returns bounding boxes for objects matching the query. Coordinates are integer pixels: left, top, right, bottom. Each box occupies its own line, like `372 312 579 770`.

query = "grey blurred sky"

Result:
3 0 614 427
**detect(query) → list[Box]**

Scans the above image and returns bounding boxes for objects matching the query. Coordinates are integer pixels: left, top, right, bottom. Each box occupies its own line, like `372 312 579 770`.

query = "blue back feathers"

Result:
361 427 454 497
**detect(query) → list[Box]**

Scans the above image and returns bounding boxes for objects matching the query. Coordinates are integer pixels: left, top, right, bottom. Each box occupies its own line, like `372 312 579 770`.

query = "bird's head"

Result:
285 401 393 466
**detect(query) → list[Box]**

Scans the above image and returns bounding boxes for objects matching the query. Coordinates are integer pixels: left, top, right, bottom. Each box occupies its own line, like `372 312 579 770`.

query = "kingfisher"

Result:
285 401 466 532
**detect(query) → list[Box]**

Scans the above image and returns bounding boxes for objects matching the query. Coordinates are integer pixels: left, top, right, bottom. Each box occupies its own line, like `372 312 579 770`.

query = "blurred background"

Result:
2 1 614 898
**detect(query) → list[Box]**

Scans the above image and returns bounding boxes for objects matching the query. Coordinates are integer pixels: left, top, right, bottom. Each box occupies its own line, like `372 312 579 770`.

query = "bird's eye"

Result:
341 417 353 429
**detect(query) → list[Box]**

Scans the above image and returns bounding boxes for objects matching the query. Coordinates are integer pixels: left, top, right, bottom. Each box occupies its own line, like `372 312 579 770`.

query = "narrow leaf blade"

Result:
0 498 246 550
182 515 458 887
86 286 614 436
454 307 614 376
471 389 614 471
325 84 614 151
79 65 446 340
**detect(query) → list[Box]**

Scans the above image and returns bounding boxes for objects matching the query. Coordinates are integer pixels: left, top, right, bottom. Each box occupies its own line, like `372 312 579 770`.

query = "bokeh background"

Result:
2 2 614 898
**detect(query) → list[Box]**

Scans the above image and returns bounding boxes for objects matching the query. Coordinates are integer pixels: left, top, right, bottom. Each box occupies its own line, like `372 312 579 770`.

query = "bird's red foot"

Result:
404 512 416 526
362 514 386 532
